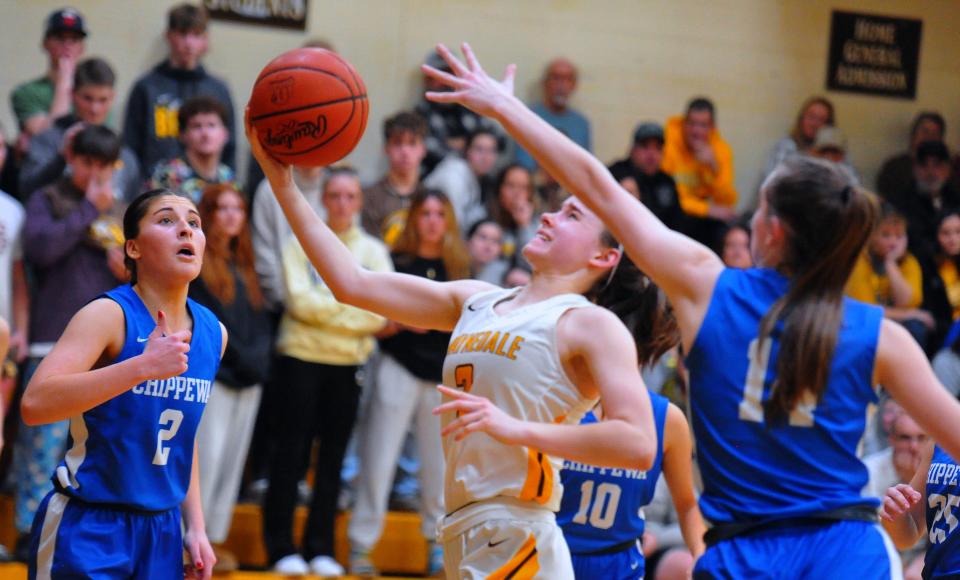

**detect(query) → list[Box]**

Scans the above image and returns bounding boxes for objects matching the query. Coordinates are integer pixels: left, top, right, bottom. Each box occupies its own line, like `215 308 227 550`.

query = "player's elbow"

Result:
20 388 52 426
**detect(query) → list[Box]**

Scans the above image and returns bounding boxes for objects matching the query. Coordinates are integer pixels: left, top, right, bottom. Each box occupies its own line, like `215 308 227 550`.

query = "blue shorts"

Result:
571 540 644 580
693 520 901 580
28 491 183 579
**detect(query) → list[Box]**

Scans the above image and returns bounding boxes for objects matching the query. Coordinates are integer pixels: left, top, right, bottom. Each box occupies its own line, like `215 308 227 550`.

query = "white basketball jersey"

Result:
441 287 598 515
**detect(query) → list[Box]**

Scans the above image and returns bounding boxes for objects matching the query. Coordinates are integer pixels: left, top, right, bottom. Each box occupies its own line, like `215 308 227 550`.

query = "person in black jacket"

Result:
122 3 235 180
189 183 270 573
608 122 685 232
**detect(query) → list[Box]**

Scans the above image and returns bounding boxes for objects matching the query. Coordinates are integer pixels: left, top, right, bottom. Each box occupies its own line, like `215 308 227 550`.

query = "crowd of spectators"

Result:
1 4 959 577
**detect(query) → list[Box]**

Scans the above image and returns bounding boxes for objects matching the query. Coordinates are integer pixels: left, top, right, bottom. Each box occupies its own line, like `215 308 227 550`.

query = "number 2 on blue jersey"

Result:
152 409 184 466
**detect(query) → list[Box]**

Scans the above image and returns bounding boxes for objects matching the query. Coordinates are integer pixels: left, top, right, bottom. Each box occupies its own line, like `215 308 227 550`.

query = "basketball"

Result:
248 48 368 167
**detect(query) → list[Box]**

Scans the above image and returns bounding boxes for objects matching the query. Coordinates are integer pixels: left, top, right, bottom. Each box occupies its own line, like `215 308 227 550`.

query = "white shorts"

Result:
440 498 574 580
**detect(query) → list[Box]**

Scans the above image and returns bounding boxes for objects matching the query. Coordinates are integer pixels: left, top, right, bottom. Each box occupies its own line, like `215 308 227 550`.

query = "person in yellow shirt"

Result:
263 166 393 576
846 205 932 349
661 97 737 247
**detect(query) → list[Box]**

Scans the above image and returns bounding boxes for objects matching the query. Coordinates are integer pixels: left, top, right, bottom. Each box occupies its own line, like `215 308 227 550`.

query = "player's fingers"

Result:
421 64 466 89
503 63 517 93
437 384 478 400
435 399 478 420
425 90 470 105
156 310 170 337
435 43 469 78
461 42 484 74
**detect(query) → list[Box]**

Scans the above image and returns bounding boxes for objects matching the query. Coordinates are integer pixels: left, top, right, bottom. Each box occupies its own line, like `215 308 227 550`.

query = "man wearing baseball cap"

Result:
608 122 684 231
10 8 88 157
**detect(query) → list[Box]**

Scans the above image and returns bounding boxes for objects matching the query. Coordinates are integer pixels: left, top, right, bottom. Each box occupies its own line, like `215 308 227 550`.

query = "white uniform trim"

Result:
58 415 89 490
35 493 70 580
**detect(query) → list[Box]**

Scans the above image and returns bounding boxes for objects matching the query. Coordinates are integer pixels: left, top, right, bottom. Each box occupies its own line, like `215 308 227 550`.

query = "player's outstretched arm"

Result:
423 43 724 346
246 114 494 332
879 441 930 549
877 319 960 465
661 403 706 558
21 302 190 425
435 307 657 470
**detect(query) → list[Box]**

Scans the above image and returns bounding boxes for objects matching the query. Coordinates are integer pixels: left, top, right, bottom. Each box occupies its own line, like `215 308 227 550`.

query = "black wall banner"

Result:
204 0 309 31
826 10 922 99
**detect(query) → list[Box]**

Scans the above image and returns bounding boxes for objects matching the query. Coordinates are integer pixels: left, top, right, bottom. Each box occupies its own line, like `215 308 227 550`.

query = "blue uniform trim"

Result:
686 268 883 524
558 392 668 577
924 445 960 579
51 283 221 511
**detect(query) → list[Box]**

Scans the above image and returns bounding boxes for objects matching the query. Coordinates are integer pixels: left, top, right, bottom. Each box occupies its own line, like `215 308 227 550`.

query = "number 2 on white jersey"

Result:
152 408 184 466
739 338 817 427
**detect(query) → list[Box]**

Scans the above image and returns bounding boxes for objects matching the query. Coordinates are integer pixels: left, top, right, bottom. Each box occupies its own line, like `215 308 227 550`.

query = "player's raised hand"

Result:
879 483 922 521
434 384 524 444
244 107 293 188
139 310 190 379
422 42 517 120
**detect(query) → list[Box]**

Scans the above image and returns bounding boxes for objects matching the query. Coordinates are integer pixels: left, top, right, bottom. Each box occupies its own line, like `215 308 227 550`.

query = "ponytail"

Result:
758 157 879 424
587 232 679 368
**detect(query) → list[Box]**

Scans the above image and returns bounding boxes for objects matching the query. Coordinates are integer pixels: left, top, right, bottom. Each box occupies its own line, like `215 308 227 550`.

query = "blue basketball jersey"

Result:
558 391 669 554
53 284 221 511
686 268 882 524
924 445 960 578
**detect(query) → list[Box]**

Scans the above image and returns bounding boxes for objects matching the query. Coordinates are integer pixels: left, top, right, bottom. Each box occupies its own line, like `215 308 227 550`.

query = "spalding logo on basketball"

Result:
248 48 368 167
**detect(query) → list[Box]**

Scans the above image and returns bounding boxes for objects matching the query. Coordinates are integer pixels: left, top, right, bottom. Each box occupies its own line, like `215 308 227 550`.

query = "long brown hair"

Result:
392 190 471 280
489 163 538 231
585 230 679 368
790 96 835 149
758 156 879 424
196 183 264 308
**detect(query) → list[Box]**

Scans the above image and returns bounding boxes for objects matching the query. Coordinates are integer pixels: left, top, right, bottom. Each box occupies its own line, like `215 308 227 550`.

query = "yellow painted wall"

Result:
1 0 958 209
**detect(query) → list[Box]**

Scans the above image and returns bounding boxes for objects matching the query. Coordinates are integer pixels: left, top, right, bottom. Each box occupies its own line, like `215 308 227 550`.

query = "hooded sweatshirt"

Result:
122 60 235 180
661 115 737 217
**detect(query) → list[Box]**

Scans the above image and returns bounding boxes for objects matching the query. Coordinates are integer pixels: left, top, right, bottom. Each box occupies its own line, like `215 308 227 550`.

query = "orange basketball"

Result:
248 48 368 167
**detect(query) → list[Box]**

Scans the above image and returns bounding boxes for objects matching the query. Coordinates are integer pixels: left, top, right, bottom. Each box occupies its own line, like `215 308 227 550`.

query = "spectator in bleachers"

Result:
463 128 502 205
933 325 960 399
488 163 539 284
361 111 434 246
189 183 271 574
465 218 504 285
862 412 927 576
887 140 960 268
424 128 500 230
877 112 946 203
13 125 128 559
720 223 752 269
149 96 234 202
251 165 325 311
0 126 29 367
845 204 931 349
348 191 468 577
763 96 834 179
19 58 140 203
608 122 684 231
264 167 391 575
661 97 737 247
122 2 235 179
514 57 591 172
10 8 87 156
417 51 503 176
922 209 960 353
808 126 860 186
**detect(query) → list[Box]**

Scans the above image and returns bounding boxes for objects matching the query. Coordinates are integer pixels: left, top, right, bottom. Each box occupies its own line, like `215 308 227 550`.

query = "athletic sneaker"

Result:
273 553 310 575
349 549 379 577
427 540 445 577
309 555 345 576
